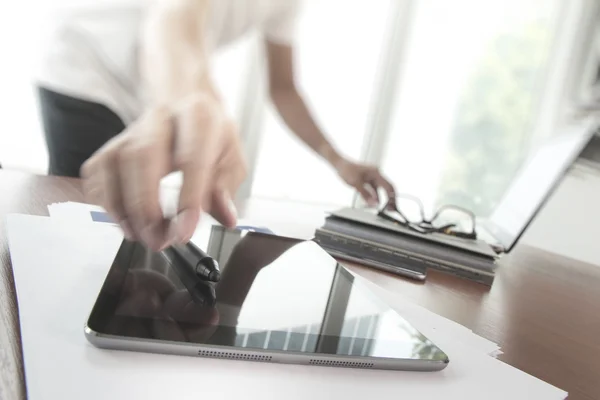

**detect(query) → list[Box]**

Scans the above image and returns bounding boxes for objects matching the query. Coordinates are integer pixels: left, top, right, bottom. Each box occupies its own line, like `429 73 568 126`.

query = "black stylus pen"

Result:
161 247 217 306
170 242 221 283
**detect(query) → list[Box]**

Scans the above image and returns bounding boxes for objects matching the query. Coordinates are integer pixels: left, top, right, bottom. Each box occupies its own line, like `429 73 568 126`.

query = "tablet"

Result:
85 226 449 371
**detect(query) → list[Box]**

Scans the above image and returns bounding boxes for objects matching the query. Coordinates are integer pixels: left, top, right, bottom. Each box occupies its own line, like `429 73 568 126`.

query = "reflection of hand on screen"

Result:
116 270 175 318
114 270 219 342
159 289 219 342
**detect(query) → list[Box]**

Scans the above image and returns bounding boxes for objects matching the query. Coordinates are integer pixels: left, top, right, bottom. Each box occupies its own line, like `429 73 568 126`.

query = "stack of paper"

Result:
4 203 567 399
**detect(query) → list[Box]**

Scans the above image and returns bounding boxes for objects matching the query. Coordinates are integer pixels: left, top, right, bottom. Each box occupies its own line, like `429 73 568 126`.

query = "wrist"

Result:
319 144 344 170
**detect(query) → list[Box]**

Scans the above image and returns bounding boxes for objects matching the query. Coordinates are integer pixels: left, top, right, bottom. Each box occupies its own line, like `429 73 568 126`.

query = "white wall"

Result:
522 161 600 266
0 1 51 173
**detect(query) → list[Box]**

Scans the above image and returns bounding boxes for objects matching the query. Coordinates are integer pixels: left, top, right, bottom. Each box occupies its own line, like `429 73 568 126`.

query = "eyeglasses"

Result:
377 194 478 240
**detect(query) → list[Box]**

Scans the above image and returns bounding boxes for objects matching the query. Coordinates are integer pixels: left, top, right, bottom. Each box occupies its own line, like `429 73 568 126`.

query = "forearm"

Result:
140 0 219 106
271 86 343 168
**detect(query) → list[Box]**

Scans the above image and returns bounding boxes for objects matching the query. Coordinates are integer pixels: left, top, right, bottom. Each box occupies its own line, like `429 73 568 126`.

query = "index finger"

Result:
171 96 222 243
120 109 173 250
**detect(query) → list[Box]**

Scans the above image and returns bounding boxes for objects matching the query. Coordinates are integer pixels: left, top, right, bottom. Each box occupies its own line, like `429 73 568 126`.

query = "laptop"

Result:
329 116 599 259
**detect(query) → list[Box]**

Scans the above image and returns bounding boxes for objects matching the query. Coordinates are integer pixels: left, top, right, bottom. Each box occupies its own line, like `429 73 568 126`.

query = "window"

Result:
250 0 393 206
380 0 563 217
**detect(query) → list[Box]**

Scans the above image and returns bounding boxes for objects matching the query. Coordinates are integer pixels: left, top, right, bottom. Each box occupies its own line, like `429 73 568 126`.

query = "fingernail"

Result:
174 209 198 243
119 220 135 241
367 198 379 207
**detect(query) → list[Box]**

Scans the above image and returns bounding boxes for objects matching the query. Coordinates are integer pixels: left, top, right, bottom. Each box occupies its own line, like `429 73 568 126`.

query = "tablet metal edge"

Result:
84 325 449 372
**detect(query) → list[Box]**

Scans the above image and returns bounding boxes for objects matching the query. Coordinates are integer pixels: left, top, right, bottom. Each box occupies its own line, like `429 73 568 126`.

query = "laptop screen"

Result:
484 118 597 252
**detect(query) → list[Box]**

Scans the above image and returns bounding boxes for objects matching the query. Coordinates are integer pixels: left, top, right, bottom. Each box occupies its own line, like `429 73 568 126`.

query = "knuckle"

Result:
186 95 220 124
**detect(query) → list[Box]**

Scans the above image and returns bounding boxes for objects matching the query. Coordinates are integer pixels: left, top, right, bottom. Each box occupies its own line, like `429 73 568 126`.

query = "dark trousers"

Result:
38 87 126 177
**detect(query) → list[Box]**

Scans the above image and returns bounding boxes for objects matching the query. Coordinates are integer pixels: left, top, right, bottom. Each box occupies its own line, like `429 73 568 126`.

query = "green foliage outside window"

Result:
435 20 555 217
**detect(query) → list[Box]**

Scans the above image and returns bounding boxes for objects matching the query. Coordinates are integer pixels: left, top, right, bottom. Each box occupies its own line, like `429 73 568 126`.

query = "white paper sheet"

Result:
6 214 566 400
362 282 503 358
48 201 108 223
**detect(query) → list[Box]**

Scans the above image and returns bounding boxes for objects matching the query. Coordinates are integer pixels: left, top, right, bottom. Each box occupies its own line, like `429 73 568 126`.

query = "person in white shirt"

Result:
37 0 396 251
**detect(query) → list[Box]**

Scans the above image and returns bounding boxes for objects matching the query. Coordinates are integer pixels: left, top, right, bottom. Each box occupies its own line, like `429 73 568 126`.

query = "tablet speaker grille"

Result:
309 359 374 369
197 349 272 362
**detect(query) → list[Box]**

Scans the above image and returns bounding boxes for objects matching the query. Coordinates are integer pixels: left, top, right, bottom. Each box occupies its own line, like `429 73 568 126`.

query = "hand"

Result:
335 159 395 207
81 94 247 251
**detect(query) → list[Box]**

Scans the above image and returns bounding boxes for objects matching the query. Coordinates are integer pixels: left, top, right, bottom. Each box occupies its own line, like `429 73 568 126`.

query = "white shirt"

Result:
36 0 301 124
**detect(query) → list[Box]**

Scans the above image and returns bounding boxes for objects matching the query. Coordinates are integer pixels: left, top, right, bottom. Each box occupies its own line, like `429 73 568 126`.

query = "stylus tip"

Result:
208 270 221 283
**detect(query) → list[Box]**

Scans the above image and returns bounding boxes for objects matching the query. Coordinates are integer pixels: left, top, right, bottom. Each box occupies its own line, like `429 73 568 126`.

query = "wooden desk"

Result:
1 170 600 400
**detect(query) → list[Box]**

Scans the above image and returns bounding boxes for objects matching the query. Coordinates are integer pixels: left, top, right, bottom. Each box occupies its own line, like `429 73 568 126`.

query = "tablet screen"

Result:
87 226 448 362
